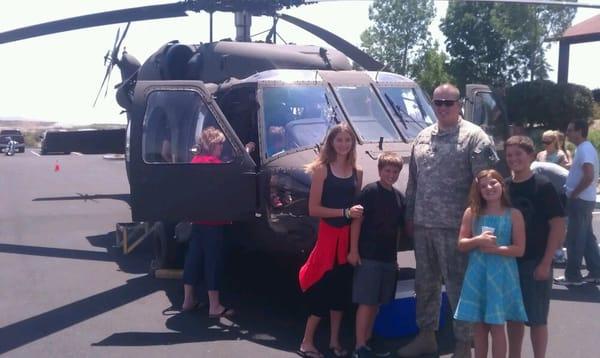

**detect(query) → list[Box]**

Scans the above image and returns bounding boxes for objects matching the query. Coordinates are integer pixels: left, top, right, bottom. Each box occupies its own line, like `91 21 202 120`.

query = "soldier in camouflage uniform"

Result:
397 84 498 358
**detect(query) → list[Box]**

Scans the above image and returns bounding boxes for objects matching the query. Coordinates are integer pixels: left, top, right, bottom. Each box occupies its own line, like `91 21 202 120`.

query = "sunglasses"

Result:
542 140 554 145
433 99 458 107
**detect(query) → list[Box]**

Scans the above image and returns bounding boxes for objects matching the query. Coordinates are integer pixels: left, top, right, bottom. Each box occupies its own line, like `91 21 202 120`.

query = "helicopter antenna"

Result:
251 28 273 38
276 32 288 45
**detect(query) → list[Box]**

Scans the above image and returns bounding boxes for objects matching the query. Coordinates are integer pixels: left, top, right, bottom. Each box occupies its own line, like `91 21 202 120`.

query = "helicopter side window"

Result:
473 92 504 140
334 85 400 142
143 90 233 164
262 86 329 157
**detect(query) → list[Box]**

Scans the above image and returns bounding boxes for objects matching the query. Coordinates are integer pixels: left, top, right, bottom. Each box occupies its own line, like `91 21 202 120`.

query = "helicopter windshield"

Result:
333 85 401 142
261 86 331 157
377 86 436 140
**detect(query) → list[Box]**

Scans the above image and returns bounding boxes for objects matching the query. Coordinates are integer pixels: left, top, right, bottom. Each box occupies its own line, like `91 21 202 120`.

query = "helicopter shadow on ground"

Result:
90 244 459 357
0 257 162 356
91 247 311 352
33 193 131 205
86 229 156 275
0 227 459 356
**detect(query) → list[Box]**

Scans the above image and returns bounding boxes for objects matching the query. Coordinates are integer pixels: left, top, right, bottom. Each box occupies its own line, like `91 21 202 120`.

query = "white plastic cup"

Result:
481 226 495 234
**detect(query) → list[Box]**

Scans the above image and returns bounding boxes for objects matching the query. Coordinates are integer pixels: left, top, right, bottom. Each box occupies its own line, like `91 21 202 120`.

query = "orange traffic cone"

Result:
54 161 60 172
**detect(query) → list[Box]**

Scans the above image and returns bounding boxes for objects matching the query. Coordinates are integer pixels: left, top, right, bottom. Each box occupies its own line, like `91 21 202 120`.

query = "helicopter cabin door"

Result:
465 84 510 175
464 84 509 146
128 81 257 222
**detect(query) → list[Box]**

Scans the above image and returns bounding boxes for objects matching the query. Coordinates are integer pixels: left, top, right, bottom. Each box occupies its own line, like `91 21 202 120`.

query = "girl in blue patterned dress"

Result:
455 169 528 358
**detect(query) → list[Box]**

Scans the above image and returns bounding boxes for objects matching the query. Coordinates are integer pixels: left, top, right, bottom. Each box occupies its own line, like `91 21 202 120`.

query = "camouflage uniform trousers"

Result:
414 226 472 342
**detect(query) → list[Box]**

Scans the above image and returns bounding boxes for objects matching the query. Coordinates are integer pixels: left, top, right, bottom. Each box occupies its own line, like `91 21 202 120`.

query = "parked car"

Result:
0 129 25 153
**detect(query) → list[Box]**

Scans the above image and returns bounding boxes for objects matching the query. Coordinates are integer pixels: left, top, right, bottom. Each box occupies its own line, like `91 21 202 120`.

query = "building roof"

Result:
560 14 600 44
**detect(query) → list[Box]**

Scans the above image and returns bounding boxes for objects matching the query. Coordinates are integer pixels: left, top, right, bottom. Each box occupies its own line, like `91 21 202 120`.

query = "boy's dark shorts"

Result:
352 259 397 305
518 259 551 326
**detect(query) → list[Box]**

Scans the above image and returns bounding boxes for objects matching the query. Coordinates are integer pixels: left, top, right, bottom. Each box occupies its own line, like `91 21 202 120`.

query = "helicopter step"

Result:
115 222 154 255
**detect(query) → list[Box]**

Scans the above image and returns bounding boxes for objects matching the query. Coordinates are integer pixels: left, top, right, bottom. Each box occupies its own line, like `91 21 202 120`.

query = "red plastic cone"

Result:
54 161 60 172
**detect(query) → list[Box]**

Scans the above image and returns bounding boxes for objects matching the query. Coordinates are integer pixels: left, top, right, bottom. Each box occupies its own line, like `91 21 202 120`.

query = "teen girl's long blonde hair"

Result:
468 169 511 218
542 130 559 151
305 123 357 173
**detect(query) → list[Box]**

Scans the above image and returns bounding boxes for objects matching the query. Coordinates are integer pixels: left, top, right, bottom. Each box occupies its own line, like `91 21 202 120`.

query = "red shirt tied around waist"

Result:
299 220 350 292
191 154 231 226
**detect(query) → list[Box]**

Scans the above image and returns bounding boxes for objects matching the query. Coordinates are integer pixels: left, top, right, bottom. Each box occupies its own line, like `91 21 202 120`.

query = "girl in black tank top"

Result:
298 124 363 358
322 164 358 227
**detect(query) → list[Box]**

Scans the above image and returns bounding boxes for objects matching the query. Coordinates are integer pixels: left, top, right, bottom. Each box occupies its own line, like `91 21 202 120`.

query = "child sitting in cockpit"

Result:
267 125 287 157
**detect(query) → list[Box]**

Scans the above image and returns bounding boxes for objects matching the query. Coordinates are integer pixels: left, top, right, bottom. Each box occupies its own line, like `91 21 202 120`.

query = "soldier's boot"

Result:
396 330 437 357
451 340 472 358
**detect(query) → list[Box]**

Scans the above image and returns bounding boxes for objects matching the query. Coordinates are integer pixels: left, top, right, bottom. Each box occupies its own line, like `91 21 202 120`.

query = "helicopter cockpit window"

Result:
142 90 233 164
262 86 330 157
333 85 401 142
378 87 436 140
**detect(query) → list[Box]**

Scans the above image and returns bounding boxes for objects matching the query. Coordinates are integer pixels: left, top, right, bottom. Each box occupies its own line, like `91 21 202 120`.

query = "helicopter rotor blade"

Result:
104 63 114 98
278 13 384 71
313 0 600 9
113 22 131 59
95 21 132 107
0 0 322 45
0 2 188 44
112 28 121 55
446 0 600 9
94 64 113 106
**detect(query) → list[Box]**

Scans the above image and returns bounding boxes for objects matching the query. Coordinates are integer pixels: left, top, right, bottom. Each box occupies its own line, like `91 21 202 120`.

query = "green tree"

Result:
410 41 454 95
441 1 575 88
493 3 575 81
441 2 510 90
360 0 435 75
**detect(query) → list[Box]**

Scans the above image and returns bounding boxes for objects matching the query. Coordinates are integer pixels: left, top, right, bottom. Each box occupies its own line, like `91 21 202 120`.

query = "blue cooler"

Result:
373 279 449 338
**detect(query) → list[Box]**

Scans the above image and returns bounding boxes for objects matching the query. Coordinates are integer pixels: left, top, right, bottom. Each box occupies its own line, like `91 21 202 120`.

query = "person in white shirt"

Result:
554 120 600 286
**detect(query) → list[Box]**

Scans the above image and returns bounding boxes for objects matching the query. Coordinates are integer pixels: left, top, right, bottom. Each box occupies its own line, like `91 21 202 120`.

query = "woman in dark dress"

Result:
298 124 364 358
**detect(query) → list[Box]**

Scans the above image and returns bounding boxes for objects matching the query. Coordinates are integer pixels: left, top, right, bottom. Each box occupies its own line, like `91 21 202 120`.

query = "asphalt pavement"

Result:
0 150 599 357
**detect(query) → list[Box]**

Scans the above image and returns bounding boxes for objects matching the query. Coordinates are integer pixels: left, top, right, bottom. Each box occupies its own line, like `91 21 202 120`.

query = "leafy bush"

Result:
506 81 593 130
23 130 44 147
588 129 600 158
593 88 600 103
594 103 600 120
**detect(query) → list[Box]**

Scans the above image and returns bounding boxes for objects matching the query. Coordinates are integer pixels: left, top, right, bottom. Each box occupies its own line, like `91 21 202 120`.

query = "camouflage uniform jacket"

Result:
406 119 498 229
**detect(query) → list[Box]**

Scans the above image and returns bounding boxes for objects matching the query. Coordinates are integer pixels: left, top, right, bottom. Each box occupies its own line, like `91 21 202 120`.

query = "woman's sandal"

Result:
208 307 235 318
328 346 349 357
181 302 197 312
296 348 323 358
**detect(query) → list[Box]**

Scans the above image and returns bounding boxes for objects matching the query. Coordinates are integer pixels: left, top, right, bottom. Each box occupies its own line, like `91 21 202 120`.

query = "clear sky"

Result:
0 0 598 125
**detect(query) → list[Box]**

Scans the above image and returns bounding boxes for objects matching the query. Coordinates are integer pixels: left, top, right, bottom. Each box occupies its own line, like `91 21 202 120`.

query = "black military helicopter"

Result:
0 0 595 265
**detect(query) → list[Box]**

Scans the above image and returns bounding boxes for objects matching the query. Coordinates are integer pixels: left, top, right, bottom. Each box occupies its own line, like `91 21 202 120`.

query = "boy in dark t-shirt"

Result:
504 136 566 358
348 152 406 358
